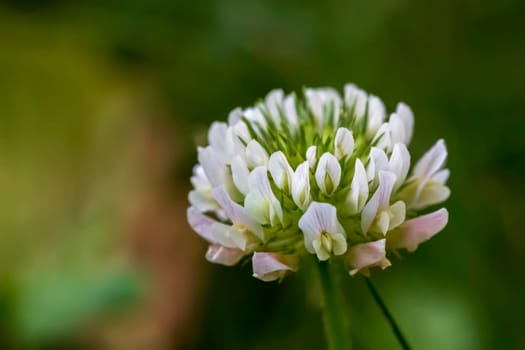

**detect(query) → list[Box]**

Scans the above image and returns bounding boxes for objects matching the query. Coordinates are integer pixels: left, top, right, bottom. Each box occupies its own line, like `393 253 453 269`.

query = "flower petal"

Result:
334 127 355 160
414 182 451 210
396 102 414 145
187 207 216 243
344 83 367 121
231 155 250 195
346 158 369 214
315 152 341 195
388 200 406 230
306 146 317 169
366 95 386 138
291 161 311 210
389 113 408 146
188 190 218 213
413 139 447 179
245 140 269 168
198 146 227 187
264 89 284 123
347 239 390 276
269 151 294 193
367 147 389 182
283 94 299 131
389 143 411 191
252 252 298 282
212 186 264 240
227 107 243 125
206 244 245 266
298 202 344 254
361 171 397 233
388 208 448 252
246 167 283 225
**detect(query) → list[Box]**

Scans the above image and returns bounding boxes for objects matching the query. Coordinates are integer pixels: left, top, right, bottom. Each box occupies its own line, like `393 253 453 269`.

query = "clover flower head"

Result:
187 83 450 281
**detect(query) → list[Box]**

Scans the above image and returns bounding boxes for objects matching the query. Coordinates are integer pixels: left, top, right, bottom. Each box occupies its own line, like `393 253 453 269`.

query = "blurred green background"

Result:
0 0 524 349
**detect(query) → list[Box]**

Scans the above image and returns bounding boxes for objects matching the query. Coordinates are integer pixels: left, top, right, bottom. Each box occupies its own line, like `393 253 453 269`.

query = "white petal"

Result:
264 89 284 123
372 123 392 151
347 239 390 276
413 139 447 179
388 208 448 252
212 186 264 240
346 158 369 214
344 83 368 121
188 190 218 212
231 155 250 195
291 161 311 210
269 151 294 193
232 120 251 143
361 171 397 233
228 107 243 125
198 146 227 187
433 169 450 184
206 244 245 266
247 167 283 225
367 147 389 182
298 202 344 254
334 127 355 160
396 102 414 145
207 122 229 152
389 113 408 146
190 165 210 190
366 95 386 138
252 252 298 282
389 143 411 191
283 94 299 131
245 140 269 168
244 107 267 130
210 223 248 249
315 152 341 195
306 146 317 169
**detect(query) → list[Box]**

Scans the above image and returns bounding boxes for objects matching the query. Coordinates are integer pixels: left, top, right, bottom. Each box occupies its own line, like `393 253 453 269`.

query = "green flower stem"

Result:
317 261 352 350
364 277 411 350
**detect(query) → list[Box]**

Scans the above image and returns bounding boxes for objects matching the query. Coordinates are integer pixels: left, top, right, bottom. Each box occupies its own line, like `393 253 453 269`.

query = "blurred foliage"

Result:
0 0 524 349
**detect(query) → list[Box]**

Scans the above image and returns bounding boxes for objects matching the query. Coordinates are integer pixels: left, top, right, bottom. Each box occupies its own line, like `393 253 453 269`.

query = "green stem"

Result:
317 261 352 350
364 277 411 350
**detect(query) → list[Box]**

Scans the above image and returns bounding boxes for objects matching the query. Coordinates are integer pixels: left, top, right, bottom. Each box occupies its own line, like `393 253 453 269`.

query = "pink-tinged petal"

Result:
395 102 414 144
187 207 216 242
252 252 298 282
361 171 396 233
413 139 447 179
212 186 264 240
347 239 390 276
388 208 448 252
206 244 245 266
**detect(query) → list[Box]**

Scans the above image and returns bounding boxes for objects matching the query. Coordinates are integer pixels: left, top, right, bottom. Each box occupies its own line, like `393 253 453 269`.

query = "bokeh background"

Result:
1 0 524 349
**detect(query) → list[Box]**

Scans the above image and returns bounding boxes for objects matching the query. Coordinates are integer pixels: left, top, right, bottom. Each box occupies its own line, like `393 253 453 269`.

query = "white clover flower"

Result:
187 83 450 281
